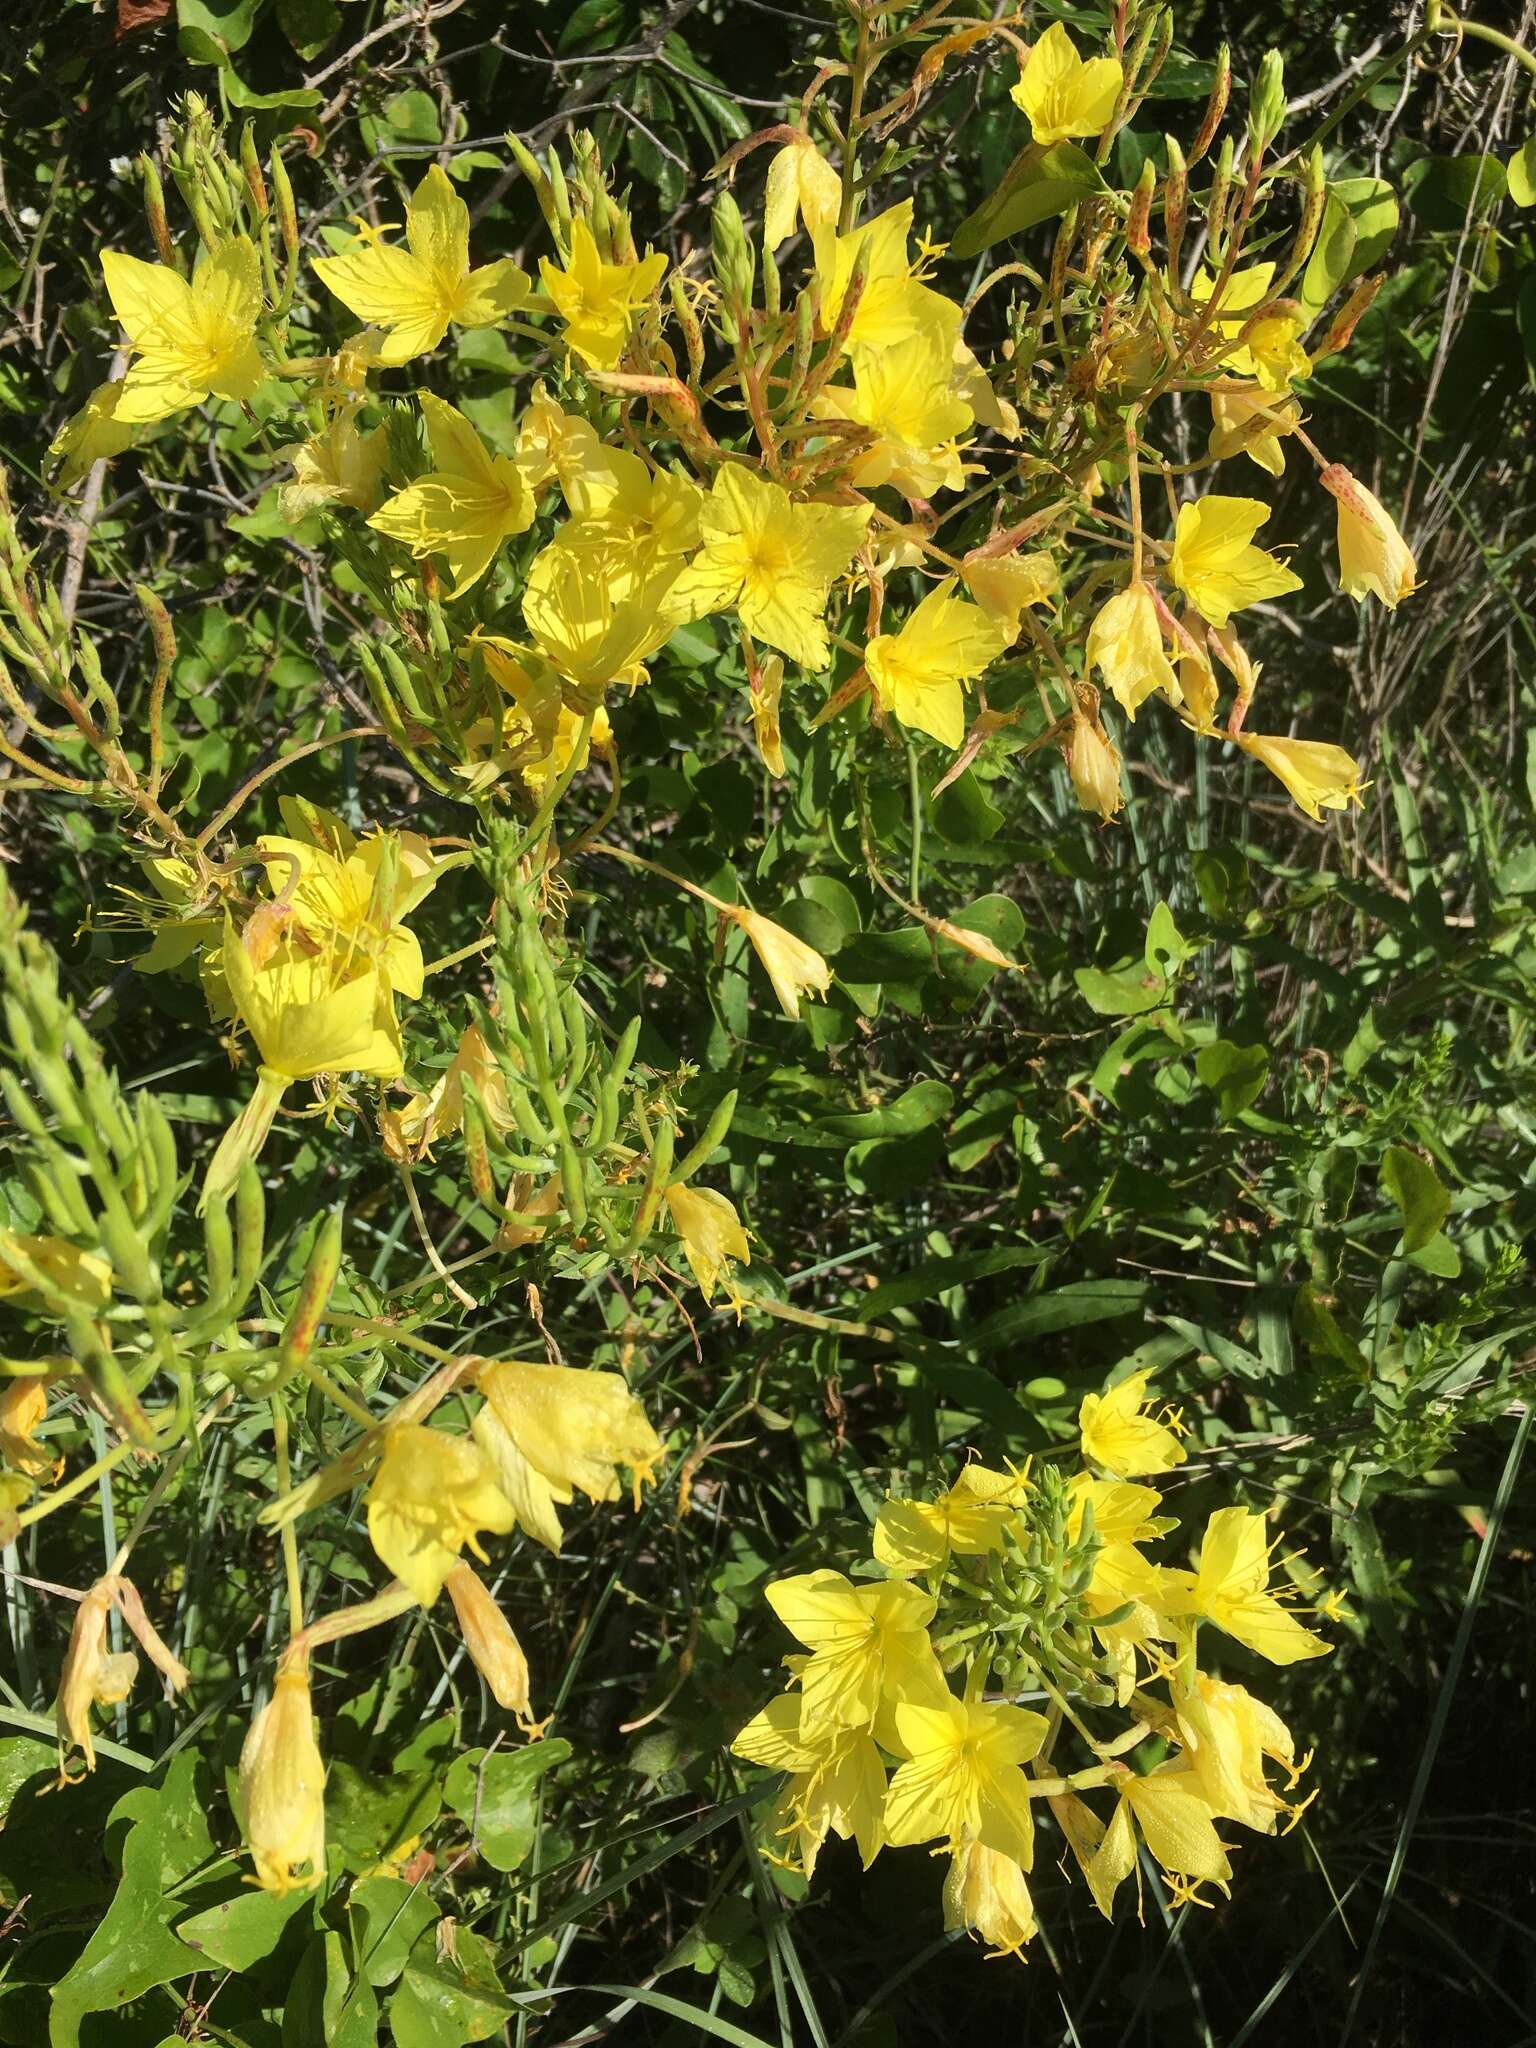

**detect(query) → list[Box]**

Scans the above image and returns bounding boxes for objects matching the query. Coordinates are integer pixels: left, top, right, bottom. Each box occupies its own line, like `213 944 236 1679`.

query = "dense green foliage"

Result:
1 2 1534 2044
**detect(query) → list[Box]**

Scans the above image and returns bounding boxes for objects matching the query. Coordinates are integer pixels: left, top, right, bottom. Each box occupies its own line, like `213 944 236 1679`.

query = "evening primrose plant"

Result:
0 0 1492 1997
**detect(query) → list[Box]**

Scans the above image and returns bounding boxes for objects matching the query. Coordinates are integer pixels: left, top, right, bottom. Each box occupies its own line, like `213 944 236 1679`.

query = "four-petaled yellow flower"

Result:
765 1568 944 1737
731 1690 886 1879
763 137 843 252
364 1422 515 1607
1169 494 1303 628
865 577 1008 748
944 1841 1038 1958
1080 1369 1187 1477
1175 1674 1302 1834
312 163 530 366
538 219 667 370
674 464 871 671
885 1695 1048 1866
471 1359 663 1555
1010 22 1123 146
1087 584 1179 720
1082 1764 1231 1919
370 392 534 597
100 237 265 423
812 329 974 500
874 1463 1027 1576
663 1180 752 1304
222 922 399 1083
1167 1507 1332 1665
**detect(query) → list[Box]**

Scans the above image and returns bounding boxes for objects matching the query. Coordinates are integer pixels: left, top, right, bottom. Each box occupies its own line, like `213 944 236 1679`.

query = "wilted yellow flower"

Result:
54 1581 137 1776
239 1661 327 1894
0 1378 54 1479
663 1180 751 1304
673 464 870 671
1083 1765 1231 1919
960 549 1058 639
1319 463 1418 609
1166 1507 1331 1666
866 577 1008 748
1208 389 1300 476
1080 1370 1187 1477
49 379 136 486
312 163 530 366
382 1020 518 1161
885 1695 1048 1866
370 393 534 597
1086 584 1178 720
1175 1674 1301 1834
365 1424 515 1607
444 1561 535 1725
731 1690 886 1879
944 1841 1038 1958
0 1233 113 1311
278 416 388 520
1170 495 1303 628
472 1359 663 1555
1235 732 1366 821
1010 22 1123 146
100 237 264 423
750 653 786 776
763 137 842 251
1066 716 1124 820
729 906 831 1020
539 219 667 369
874 1464 1027 1576
767 1570 945 1738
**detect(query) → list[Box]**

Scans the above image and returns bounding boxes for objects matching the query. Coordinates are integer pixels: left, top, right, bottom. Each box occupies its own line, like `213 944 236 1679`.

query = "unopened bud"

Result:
1317 273 1383 359
269 146 298 262
711 189 755 332
1163 136 1188 275
1246 50 1286 166
239 1657 327 1895
1207 136 1236 260
1066 717 1125 821
1126 158 1156 258
239 121 269 221
506 131 558 236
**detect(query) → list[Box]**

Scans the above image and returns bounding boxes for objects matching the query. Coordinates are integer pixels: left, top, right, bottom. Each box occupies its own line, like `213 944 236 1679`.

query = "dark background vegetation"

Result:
1 2 1535 2044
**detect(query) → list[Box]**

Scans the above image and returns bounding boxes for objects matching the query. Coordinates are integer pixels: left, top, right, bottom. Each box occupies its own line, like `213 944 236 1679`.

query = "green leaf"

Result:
781 874 860 955
327 1762 443 1875
177 1884 313 1971
1402 154 1507 230
176 0 257 63
220 67 323 112
441 1741 571 1873
865 1241 1048 1316
1510 136 1536 207
276 0 340 58
389 1927 518 2048
1300 177 1398 315
950 141 1105 258
285 1928 379 2048
817 1076 953 1140
968 1279 1147 1355
347 1876 440 1989
1194 1039 1270 1118
1074 960 1169 1017
1143 900 1198 978
1380 1144 1451 1254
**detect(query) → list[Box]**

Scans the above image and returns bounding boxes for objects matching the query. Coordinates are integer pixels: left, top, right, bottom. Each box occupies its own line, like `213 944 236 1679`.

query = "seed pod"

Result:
239 122 269 221
279 1208 344 1372
1126 158 1156 258
669 1090 740 1188
140 155 177 268
1316 273 1383 359
1189 44 1230 167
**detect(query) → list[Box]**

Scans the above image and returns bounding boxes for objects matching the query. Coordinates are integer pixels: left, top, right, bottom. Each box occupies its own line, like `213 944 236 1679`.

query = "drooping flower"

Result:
1169 495 1303 628
1086 584 1179 720
444 1561 535 1725
1175 1673 1303 1834
1066 716 1124 820
728 907 832 1020
865 578 1008 748
1235 732 1367 821
369 393 534 597
1166 1507 1332 1665
538 219 667 370
1082 1765 1232 1918
0 1378 54 1478
54 1581 138 1776
944 1841 1039 1958
663 1180 752 1303
239 1660 328 1894
1079 1370 1187 1477
960 549 1059 639
312 163 530 366
884 1695 1048 1866
278 416 389 520
763 137 843 251
1207 389 1300 476
673 464 871 670
100 237 265 423
1010 22 1123 146
765 1569 944 1737
1319 464 1418 609
731 1690 886 1879
471 1359 663 1556
364 1423 516 1606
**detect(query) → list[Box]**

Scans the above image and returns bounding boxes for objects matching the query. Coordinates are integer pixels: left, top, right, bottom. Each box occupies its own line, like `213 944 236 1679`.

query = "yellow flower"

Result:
673 464 870 670
278 416 388 520
382 1019 518 1161
1207 389 1299 477
728 907 831 1020
663 1180 751 1303
370 393 534 598
1319 463 1418 608
522 530 685 691
750 653 786 776
0 1378 54 1478
765 1569 944 1738
884 1695 1048 1866
223 921 400 1082
54 1581 138 1776
874 1464 1027 1576
960 549 1059 639
364 1423 515 1607
1175 1674 1301 1834
1235 732 1366 821
1229 313 1311 391
239 1662 327 1894
1066 716 1124 820
1065 1474 1167 1548
538 219 667 370
811 201 966 364
0 1233 113 1311
1168 1507 1331 1665
1086 584 1178 720
444 1561 535 1725
732 1690 886 1879
811 330 973 499
1079 1370 1187 1477
49 379 136 487
763 137 843 251
471 1359 663 1556
944 1841 1038 1958
866 577 1008 748
1010 22 1123 146
1169 494 1303 628
1083 1765 1231 1919
312 163 530 366
1083 1539 1177 1703
100 237 265 423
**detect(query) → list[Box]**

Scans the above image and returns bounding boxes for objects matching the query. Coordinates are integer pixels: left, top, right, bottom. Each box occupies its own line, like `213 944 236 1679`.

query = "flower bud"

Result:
1162 136 1188 277
1126 158 1156 259
445 1562 534 1723
1246 51 1286 166
1316 274 1383 359
711 190 755 340
1066 716 1124 821
239 121 269 221
239 1660 327 1895
139 154 176 268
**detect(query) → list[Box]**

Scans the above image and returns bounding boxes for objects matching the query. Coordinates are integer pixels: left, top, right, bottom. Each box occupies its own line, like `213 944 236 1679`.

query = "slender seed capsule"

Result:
1163 136 1188 280
140 155 177 268
1126 158 1156 259
280 1209 344 1371
1188 44 1230 167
